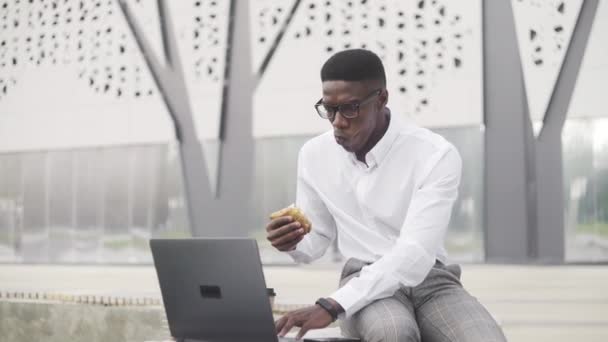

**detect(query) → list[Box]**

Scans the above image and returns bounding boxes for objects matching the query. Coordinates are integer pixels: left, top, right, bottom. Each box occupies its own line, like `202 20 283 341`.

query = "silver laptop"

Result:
150 238 357 342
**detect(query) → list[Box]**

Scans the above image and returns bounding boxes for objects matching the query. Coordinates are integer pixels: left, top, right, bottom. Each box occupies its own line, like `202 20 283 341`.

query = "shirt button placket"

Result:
356 171 373 226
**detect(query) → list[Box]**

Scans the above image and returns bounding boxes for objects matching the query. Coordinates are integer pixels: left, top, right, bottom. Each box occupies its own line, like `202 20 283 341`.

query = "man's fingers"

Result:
267 221 301 241
275 234 304 251
279 317 296 337
266 216 293 232
295 323 311 340
271 225 304 246
275 316 287 334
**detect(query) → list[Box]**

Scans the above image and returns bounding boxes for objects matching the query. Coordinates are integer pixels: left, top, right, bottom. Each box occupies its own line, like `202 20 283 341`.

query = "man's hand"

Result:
275 304 334 339
266 216 305 252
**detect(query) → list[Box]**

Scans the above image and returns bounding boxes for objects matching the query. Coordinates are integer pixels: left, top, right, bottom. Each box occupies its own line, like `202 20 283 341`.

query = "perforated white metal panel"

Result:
252 0 483 137
511 0 583 136
568 0 608 119
0 0 229 150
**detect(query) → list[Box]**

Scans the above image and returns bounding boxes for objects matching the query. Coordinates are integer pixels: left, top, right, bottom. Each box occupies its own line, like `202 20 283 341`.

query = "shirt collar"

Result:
346 109 403 169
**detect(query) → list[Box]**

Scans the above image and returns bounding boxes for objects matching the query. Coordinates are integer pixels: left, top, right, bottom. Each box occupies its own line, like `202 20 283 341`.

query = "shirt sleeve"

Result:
287 145 338 264
329 146 462 317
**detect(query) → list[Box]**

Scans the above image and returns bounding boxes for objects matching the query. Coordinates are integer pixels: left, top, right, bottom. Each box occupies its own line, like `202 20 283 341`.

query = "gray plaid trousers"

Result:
338 259 507 342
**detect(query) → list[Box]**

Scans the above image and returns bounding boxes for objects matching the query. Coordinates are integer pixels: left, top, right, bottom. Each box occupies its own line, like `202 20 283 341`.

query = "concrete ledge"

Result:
0 298 342 342
2 264 608 342
0 300 169 342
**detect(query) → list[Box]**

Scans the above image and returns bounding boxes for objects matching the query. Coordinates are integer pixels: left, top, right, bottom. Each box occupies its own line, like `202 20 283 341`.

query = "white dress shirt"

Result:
287 110 462 318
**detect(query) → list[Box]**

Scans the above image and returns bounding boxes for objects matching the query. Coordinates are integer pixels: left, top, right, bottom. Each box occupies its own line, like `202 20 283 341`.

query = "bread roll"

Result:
269 206 312 234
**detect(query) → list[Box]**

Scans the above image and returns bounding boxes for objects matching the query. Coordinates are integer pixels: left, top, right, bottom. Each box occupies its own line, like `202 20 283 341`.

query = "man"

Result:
266 49 506 342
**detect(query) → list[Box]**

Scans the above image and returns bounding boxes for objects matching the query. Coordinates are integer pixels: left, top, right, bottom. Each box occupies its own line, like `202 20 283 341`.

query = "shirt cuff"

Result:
328 282 367 318
286 248 310 263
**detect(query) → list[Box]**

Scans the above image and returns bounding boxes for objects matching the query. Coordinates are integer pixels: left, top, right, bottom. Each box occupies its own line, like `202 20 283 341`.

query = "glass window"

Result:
101 147 131 263
74 149 104 263
564 117 608 262
0 154 23 262
21 152 49 262
48 151 75 262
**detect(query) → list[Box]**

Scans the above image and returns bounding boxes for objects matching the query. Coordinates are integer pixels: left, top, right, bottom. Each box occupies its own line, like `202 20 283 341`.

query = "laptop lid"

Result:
150 238 278 342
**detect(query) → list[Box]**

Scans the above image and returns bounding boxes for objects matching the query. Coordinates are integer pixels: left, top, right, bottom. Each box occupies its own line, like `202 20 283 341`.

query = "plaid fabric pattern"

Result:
338 259 507 342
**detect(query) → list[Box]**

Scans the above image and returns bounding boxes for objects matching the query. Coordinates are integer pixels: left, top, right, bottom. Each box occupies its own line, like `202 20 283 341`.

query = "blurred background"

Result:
0 0 606 266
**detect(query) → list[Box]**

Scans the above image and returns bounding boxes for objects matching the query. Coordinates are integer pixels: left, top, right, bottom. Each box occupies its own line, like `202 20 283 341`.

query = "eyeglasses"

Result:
314 89 382 121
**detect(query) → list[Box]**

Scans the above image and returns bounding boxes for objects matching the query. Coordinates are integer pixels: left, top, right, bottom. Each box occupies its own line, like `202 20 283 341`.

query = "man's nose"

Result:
332 111 349 129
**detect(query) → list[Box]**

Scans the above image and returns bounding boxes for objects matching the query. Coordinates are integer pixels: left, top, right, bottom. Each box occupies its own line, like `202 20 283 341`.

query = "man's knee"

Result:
357 318 420 342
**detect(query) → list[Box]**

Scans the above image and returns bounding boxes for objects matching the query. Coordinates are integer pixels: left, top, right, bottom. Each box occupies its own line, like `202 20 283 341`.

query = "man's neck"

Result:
356 108 390 164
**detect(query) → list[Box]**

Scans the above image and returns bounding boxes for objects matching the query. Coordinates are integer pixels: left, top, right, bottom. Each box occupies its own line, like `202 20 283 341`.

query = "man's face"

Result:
321 80 385 154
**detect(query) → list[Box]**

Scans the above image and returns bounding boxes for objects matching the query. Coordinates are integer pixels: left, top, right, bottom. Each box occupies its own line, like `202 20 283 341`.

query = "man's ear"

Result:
379 88 389 108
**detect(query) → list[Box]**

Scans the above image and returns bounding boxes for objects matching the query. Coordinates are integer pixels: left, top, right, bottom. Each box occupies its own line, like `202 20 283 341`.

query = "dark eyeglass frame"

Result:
314 89 382 120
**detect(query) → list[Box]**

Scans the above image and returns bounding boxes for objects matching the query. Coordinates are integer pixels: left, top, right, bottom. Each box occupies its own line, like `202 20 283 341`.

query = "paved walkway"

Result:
1 263 607 341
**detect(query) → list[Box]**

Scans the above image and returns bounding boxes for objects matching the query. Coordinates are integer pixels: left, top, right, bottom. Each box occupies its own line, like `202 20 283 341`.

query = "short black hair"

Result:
320 49 386 86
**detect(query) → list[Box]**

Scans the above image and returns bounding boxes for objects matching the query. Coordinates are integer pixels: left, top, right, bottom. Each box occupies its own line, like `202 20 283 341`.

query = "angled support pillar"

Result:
483 0 531 262
484 0 598 263
534 0 598 262
118 0 254 236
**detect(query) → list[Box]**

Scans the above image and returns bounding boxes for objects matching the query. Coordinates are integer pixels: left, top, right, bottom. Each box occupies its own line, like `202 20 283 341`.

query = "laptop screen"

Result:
150 238 279 342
